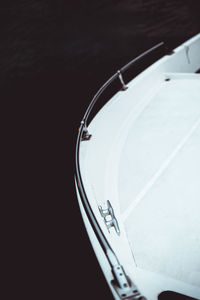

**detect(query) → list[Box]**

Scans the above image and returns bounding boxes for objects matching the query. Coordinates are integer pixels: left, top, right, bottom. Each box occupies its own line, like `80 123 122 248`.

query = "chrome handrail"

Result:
75 42 164 299
82 42 164 126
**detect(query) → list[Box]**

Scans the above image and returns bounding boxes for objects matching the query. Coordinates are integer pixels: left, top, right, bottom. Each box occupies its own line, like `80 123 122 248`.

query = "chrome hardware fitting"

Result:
111 265 146 300
118 70 128 91
106 249 147 299
99 200 120 235
81 123 92 141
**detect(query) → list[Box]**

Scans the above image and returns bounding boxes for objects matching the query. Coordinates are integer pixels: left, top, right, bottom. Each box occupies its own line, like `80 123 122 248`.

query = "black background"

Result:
2 1 200 299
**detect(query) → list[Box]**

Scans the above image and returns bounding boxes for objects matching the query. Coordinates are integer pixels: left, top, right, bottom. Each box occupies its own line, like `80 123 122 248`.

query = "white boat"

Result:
75 33 200 300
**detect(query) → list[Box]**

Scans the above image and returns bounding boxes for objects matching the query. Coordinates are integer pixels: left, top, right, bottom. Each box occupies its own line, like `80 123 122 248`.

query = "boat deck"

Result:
78 33 200 299
79 72 200 298
118 73 200 287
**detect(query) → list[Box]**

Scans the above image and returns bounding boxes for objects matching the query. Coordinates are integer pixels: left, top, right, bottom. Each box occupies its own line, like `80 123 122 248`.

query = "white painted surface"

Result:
120 77 200 218
78 33 200 299
122 111 200 284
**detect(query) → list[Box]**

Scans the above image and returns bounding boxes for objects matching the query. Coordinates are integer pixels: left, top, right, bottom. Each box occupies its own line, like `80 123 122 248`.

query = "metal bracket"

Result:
118 70 128 91
98 200 120 235
80 121 92 141
111 265 147 300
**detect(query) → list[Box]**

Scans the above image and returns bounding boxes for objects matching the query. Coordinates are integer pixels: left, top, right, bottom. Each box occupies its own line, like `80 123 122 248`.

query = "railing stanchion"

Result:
75 41 166 300
117 70 128 90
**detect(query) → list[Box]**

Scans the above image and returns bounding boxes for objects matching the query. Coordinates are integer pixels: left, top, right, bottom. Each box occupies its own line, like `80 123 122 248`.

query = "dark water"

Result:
2 1 200 299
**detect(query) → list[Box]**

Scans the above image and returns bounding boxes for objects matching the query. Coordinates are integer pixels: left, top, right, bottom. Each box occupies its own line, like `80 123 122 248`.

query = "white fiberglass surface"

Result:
119 78 200 215
118 78 200 285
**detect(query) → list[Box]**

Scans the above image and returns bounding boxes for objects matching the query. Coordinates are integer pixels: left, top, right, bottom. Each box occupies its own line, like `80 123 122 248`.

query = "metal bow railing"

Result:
75 41 164 300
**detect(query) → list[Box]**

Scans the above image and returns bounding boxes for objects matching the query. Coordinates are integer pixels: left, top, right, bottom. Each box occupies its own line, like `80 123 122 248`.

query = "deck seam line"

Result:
122 116 200 222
